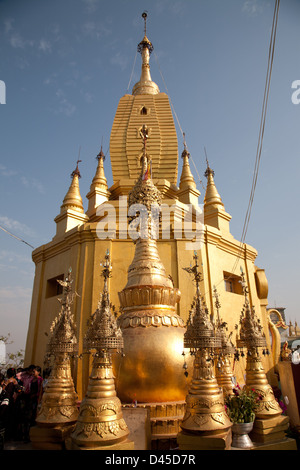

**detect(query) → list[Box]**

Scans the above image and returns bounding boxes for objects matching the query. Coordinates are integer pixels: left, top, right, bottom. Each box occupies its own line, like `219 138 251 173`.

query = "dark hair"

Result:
7 368 16 378
0 373 5 384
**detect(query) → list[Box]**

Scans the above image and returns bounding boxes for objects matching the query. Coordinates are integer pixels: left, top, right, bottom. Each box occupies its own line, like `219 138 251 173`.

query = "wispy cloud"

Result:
20 176 45 194
110 52 129 71
39 39 52 53
242 0 264 16
55 88 76 117
0 164 17 177
0 250 32 265
1 165 45 194
82 0 99 14
154 0 186 17
0 286 32 300
81 20 112 39
3 17 54 54
0 216 36 238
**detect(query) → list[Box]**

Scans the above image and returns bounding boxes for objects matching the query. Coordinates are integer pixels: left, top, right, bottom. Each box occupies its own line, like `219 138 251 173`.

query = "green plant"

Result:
225 385 260 423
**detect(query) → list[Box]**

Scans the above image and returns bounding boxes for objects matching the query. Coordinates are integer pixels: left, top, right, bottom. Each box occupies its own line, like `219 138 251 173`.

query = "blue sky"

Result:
0 0 299 355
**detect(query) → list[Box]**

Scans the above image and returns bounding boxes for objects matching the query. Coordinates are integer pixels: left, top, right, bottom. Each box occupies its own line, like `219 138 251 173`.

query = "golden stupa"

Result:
24 11 298 450
115 125 185 399
114 125 189 443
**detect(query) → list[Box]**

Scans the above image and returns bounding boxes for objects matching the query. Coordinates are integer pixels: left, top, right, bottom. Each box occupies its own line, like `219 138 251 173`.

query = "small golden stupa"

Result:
31 268 79 449
177 252 232 450
69 251 134 450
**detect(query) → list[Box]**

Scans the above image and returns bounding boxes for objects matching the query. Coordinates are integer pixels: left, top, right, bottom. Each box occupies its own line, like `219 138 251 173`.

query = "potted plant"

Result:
225 385 261 448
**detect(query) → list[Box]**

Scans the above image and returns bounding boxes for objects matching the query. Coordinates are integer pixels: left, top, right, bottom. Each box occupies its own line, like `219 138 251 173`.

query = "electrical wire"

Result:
0 224 35 249
230 0 280 276
154 0 280 298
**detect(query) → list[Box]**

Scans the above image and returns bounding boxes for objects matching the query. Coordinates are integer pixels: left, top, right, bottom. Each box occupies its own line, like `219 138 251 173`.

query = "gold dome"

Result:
115 237 189 404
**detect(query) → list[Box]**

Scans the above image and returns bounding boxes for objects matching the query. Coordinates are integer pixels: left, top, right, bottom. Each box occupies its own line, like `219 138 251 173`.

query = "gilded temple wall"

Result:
25 221 274 400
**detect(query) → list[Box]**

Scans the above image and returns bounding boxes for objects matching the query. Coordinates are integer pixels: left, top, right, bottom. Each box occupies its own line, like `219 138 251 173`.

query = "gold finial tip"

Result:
71 159 82 179
97 146 105 160
142 11 148 34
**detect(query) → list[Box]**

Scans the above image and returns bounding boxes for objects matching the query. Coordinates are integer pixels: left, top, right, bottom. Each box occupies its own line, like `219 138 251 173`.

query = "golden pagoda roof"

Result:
203 162 224 209
61 160 84 213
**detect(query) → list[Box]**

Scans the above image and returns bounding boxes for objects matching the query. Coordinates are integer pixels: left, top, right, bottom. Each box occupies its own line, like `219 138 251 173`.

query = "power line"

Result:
154 1 280 299
0 224 35 249
231 0 280 276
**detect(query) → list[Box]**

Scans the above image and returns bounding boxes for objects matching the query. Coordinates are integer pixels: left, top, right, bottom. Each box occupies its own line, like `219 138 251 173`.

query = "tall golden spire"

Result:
91 146 108 189
203 160 224 209
132 12 159 95
61 160 85 213
179 135 197 191
86 146 110 219
54 158 88 237
178 133 200 206
203 158 232 232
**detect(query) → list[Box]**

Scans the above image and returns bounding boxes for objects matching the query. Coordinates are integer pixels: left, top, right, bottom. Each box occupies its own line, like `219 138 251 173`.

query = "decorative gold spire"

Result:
61 160 84 213
124 124 171 289
86 146 110 219
182 252 220 351
91 146 108 190
179 134 197 191
132 12 159 96
32 268 79 449
178 252 232 449
235 269 282 420
236 268 267 350
213 286 236 397
69 251 134 450
203 159 224 209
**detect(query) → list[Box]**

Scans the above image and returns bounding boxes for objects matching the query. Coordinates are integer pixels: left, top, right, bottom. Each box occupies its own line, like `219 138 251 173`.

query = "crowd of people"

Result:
0 364 48 447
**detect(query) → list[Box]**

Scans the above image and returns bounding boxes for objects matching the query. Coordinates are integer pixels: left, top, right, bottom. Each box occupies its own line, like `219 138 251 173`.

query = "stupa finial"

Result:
132 11 159 95
142 11 148 37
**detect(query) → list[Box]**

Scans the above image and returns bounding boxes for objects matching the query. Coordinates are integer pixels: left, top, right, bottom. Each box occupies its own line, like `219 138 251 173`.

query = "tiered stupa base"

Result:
250 415 290 444
178 428 232 450
30 423 76 450
69 352 134 451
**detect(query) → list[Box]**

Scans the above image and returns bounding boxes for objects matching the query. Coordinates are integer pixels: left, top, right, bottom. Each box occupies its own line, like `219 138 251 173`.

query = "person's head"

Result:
28 364 36 375
7 368 16 379
0 373 5 387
